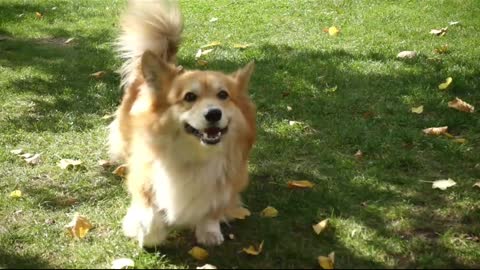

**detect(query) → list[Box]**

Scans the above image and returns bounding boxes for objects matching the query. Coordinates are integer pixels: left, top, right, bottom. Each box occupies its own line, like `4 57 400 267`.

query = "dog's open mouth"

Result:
184 123 228 145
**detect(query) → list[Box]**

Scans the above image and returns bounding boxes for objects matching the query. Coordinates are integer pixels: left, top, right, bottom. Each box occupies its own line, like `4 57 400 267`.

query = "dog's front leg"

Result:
122 203 169 248
195 218 224 246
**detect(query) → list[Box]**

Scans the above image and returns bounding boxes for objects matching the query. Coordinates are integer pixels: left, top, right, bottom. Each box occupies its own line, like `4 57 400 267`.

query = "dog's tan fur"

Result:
109 0 256 247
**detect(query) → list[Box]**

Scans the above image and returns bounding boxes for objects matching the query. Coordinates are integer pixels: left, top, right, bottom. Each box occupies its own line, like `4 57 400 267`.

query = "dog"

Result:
108 0 256 247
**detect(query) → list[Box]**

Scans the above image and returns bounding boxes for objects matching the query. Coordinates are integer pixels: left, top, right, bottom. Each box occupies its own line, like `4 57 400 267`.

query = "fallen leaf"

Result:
197 264 217 269
197 60 208 66
449 21 460 26
209 17 218 23
397 51 417 59
64 37 75 44
432 178 456 190
101 113 115 120
98 159 113 168
20 153 34 159
243 241 264 256
354 150 364 160
260 206 278 218
51 7 57 10
448 97 475 113
113 164 127 177
10 149 23 155
318 252 335 269
313 219 329 235
201 41 221 49
430 27 448 36
423 126 448 136
473 182 480 189
328 26 340 36
433 44 449 54
90 71 106 79
452 138 466 144
111 258 135 269
287 106 292 111
35 12 43 19
226 207 251 220
288 120 301 126
287 180 315 189
228 234 235 240
438 77 453 90
65 213 93 239
25 154 41 165
411 105 424 114
195 49 214 59
10 190 22 198
58 159 82 170
189 247 209 261
233 44 251 49
281 91 290 97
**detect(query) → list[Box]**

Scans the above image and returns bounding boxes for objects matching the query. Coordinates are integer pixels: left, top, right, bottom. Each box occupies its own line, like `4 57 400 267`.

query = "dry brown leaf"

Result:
287 180 315 189
58 159 82 170
65 213 93 239
430 27 448 36
226 207 251 220
90 71 106 79
260 206 278 218
354 150 364 160
10 149 23 155
35 12 43 19
411 105 424 114
111 258 135 269
10 190 22 198
318 252 335 269
24 154 41 165
188 246 209 261
113 164 127 177
313 219 329 235
243 241 264 256
397 51 417 59
423 126 448 136
432 178 456 190
448 97 475 113
438 77 453 90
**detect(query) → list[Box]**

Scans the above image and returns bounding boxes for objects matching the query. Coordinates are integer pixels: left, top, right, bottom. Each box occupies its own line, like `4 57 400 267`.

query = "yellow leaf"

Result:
260 206 278 218
328 26 340 36
24 154 41 165
226 207 251 220
233 44 251 49
443 132 454 139
65 213 93 239
90 71 106 79
432 178 456 190
411 105 424 114
197 60 208 66
242 241 264 256
318 252 335 269
433 44 449 54
58 159 82 170
448 97 475 113
10 190 22 198
188 246 209 261
453 138 467 144
287 180 315 189
113 164 128 177
101 113 115 120
313 219 329 235
438 77 453 90
422 126 448 136
10 149 23 155
111 258 135 269
201 41 221 49
35 12 43 19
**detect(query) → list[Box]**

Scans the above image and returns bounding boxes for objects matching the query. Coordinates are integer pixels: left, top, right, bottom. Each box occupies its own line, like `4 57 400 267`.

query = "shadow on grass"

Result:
0 249 52 269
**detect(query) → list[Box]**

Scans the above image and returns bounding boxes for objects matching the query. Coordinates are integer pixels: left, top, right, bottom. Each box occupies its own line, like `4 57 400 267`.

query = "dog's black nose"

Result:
204 108 222 123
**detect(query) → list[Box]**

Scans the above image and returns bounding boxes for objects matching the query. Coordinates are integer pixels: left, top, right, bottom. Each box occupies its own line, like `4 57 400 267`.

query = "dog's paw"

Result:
195 220 224 246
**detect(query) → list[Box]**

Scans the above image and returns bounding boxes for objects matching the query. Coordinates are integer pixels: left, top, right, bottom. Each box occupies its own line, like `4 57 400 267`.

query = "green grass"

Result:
1 0 480 268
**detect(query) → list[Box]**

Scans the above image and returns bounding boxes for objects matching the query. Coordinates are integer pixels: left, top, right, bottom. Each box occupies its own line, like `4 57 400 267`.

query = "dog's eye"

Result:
217 90 229 100
184 92 197 102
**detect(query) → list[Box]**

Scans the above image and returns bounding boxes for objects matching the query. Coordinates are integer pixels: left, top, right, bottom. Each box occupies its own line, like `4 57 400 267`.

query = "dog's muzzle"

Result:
184 123 228 145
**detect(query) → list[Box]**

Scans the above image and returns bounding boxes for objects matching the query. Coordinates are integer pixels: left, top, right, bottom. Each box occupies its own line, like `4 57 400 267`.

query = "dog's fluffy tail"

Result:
117 0 183 88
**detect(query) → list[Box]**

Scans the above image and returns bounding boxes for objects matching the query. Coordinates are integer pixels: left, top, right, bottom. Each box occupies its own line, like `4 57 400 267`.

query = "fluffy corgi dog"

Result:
108 0 256 247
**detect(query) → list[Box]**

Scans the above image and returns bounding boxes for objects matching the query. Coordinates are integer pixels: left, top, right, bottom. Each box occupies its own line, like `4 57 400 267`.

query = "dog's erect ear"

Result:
232 61 255 93
141 50 177 90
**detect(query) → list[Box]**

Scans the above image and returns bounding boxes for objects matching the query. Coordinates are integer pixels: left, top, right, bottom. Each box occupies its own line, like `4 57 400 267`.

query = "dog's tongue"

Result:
205 127 221 137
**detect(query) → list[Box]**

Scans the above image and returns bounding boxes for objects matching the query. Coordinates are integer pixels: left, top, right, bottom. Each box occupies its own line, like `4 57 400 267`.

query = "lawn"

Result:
1 0 480 269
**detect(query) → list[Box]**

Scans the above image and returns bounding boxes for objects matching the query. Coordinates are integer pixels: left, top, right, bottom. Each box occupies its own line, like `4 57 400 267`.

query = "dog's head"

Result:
137 50 255 148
